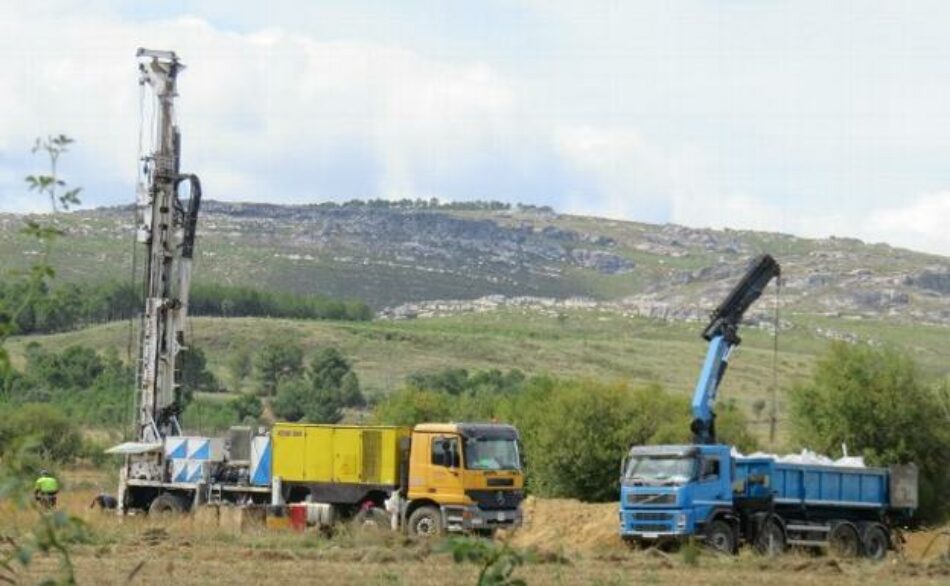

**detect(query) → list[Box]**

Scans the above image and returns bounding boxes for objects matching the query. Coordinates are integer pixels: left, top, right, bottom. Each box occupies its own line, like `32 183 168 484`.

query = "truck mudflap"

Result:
442 505 522 532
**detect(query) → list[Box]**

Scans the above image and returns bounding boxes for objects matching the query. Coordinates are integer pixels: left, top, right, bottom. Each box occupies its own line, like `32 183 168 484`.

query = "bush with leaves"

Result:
270 347 363 424
179 346 218 395
790 342 950 521
254 338 304 396
714 399 760 454
272 377 310 422
310 348 363 408
1 343 136 426
229 392 263 423
373 387 454 426
441 537 528 586
0 403 82 464
499 379 691 501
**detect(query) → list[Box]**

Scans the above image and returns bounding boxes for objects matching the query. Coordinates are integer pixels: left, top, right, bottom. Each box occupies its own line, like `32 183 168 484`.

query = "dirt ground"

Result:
5 487 948 585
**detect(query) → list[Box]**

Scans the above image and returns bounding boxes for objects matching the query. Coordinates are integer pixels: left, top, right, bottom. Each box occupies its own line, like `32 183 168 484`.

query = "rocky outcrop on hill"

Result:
4 200 949 325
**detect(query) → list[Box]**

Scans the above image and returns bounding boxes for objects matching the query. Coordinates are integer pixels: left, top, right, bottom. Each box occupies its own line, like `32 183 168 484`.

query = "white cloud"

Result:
553 125 674 220
0 2 949 260
865 192 950 256
0 4 523 207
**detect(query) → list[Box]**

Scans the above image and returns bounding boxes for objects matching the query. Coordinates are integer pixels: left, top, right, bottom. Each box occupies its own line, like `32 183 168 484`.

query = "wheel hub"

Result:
416 518 435 535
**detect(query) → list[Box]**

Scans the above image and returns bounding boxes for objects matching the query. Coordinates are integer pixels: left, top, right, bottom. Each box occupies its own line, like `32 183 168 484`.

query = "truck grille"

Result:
626 493 676 505
635 523 670 533
466 489 523 510
632 512 673 522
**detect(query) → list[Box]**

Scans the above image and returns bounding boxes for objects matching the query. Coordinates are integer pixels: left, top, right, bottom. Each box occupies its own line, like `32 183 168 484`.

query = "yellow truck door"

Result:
429 434 466 504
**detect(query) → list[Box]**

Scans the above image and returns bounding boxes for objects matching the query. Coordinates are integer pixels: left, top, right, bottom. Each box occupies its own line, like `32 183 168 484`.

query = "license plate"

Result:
496 512 506 521
641 532 659 539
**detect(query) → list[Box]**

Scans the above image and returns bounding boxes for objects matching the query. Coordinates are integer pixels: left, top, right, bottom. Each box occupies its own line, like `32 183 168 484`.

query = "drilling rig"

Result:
103 49 526 530
110 48 202 509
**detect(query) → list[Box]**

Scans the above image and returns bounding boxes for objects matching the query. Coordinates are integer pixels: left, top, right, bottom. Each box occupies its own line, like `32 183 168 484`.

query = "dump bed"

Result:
271 423 410 486
736 457 897 511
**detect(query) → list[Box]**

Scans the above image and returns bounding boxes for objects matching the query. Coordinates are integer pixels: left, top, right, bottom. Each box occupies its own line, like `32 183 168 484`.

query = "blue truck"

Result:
619 255 918 558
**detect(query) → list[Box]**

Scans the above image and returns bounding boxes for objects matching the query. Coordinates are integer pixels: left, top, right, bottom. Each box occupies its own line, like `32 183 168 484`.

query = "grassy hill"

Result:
8 309 950 442
2 201 949 325
3 200 950 444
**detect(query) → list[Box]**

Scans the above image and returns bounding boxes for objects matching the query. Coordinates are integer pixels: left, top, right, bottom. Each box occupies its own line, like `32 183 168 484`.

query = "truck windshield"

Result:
464 437 521 471
624 456 696 485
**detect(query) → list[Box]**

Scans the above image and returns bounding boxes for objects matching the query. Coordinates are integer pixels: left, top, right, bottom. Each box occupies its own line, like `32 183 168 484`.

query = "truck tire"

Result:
754 517 786 557
407 506 443 538
829 522 861 558
861 524 889 561
148 493 186 516
705 520 736 554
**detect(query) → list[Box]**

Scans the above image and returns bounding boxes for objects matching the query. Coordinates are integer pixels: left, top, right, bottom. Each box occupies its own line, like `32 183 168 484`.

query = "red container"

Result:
288 504 307 532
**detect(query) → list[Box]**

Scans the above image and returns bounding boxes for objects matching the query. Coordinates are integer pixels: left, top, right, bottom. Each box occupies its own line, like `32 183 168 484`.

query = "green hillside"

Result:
8 310 950 440
2 201 949 326
3 200 949 444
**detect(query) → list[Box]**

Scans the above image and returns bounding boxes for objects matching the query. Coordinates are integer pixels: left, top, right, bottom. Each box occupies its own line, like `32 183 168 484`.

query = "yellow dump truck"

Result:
270 422 524 535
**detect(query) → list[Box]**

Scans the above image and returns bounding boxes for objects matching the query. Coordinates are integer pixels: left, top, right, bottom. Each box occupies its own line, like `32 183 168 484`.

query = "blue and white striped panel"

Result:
188 438 211 460
186 461 206 483
250 437 272 487
171 460 190 483
165 437 188 459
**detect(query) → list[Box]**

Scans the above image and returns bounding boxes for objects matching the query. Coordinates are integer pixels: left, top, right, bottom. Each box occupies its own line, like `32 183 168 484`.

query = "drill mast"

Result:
135 48 202 444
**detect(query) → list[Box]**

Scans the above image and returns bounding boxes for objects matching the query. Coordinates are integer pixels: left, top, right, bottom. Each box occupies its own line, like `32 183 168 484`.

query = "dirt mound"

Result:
902 527 950 562
508 497 623 554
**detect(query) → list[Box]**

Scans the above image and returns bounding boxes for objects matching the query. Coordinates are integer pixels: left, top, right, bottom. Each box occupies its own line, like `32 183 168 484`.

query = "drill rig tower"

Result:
113 49 202 493
136 47 202 444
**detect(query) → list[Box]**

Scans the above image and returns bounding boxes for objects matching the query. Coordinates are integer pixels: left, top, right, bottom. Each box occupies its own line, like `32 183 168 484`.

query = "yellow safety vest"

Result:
35 476 59 494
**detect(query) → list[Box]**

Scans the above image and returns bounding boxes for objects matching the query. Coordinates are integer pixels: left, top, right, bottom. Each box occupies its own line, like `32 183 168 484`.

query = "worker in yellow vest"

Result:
34 469 60 509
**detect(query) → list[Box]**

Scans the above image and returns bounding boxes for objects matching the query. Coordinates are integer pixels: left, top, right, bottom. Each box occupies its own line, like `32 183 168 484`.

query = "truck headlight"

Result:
676 513 687 529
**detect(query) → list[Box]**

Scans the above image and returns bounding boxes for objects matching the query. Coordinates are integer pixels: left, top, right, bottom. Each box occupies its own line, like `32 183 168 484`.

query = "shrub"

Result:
500 379 691 502
254 339 304 396
0 403 83 463
789 342 950 521
373 388 454 426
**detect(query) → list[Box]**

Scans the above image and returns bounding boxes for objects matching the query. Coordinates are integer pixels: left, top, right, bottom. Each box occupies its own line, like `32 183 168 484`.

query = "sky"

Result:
1 1 949 256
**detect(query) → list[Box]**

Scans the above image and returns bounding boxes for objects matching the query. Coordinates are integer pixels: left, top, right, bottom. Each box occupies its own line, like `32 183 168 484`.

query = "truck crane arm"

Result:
690 254 780 444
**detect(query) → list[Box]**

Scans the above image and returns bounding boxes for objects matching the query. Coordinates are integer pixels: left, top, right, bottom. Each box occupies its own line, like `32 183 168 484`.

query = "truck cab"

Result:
619 444 734 545
406 423 524 534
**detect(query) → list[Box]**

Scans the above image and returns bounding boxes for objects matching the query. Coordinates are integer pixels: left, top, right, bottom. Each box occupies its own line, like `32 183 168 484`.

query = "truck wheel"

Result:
408 506 443 538
829 522 861 558
861 524 889 561
148 493 186 516
705 520 736 554
754 517 786 556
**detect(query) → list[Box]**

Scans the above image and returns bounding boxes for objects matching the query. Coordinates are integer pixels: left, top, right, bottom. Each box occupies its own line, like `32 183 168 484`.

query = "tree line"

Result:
0 279 373 335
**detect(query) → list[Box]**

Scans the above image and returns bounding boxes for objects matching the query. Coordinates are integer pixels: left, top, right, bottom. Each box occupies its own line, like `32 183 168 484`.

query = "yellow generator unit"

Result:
272 423 409 487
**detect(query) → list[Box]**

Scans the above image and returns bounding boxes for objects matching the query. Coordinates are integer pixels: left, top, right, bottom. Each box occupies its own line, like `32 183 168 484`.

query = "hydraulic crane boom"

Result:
690 254 780 444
